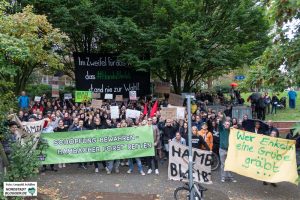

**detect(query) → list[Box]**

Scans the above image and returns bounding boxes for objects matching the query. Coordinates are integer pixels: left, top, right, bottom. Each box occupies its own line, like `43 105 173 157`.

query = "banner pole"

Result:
186 95 194 200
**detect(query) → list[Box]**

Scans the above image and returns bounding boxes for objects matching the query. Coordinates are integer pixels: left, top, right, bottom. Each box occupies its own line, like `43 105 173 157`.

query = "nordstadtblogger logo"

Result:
28 187 36 196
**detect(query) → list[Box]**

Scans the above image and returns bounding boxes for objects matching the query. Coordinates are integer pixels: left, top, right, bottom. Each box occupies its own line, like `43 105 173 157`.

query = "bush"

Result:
0 138 44 200
25 84 52 98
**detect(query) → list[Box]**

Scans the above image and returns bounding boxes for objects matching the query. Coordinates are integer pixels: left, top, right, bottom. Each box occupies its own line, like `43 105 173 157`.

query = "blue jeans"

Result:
296 150 300 174
107 160 120 172
289 99 296 109
128 158 143 172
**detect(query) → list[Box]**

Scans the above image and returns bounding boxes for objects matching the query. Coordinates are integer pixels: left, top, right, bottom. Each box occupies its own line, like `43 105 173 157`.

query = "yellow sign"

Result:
225 128 298 185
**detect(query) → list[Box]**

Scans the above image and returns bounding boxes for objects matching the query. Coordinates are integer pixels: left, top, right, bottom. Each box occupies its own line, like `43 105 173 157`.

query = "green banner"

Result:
75 91 92 102
40 126 154 164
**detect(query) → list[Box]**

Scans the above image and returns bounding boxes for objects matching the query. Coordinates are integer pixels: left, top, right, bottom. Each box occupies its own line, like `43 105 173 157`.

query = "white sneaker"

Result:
147 169 152 174
107 170 111 175
127 169 132 174
105 167 109 173
58 164 62 168
62 163 66 168
140 171 146 176
115 168 120 174
155 169 159 175
95 168 99 173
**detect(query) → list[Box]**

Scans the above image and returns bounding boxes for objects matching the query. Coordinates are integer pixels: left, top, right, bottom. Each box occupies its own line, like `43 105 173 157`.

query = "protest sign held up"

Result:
168 141 212 184
129 91 137 100
110 106 119 119
115 95 123 102
225 128 298 185
126 109 141 119
168 105 185 120
91 99 103 109
160 108 177 120
92 92 101 99
154 82 170 94
104 93 113 100
75 91 92 102
34 96 41 102
64 93 72 100
168 93 184 107
51 85 59 98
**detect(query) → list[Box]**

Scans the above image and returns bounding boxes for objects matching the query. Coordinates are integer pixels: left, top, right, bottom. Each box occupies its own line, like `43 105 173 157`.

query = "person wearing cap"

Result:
198 123 213 151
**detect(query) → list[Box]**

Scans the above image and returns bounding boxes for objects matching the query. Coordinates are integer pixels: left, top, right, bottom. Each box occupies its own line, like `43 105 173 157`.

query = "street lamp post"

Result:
186 95 194 200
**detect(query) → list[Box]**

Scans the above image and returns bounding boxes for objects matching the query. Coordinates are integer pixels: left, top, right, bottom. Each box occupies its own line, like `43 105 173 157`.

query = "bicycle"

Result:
210 151 220 171
174 182 207 200
174 162 207 200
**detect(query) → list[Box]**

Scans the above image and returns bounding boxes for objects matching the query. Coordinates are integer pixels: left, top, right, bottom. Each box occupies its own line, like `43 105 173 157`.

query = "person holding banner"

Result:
191 126 210 150
146 118 160 175
161 119 177 160
179 122 189 144
54 120 67 168
262 130 278 187
72 120 88 169
92 117 108 173
198 123 213 151
172 132 186 145
127 122 146 176
106 122 123 174
218 119 237 183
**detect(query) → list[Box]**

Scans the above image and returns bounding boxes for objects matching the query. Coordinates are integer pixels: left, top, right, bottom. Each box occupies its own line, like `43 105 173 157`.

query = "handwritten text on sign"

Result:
168 141 212 184
225 128 298 184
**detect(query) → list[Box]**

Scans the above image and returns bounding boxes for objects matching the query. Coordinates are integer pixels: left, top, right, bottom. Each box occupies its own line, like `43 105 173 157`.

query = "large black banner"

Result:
73 53 150 98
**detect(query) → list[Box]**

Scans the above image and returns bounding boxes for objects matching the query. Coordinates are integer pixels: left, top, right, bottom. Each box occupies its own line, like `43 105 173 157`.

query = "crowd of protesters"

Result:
2 90 300 185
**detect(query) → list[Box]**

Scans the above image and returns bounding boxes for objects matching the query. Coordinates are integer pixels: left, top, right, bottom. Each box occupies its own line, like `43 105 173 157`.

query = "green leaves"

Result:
20 0 270 93
0 4 68 94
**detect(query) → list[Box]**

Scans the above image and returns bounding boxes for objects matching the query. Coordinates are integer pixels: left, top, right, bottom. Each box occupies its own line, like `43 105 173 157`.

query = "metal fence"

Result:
232 106 252 121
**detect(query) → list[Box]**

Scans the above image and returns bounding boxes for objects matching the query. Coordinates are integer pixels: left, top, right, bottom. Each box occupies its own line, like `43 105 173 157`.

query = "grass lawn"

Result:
241 92 300 121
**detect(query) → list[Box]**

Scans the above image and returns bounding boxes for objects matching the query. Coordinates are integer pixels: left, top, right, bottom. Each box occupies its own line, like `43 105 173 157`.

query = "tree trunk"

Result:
207 77 213 89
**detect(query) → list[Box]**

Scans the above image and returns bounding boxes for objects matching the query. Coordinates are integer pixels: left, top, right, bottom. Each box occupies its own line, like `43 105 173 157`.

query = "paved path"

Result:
31 162 300 200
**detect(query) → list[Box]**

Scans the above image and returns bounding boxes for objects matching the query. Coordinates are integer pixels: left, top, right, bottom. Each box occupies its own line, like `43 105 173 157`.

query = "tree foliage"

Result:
0 4 68 94
241 0 299 91
21 0 269 93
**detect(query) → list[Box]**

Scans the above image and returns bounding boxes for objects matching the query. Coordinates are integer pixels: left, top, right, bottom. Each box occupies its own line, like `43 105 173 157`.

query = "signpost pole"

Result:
186 95 194 200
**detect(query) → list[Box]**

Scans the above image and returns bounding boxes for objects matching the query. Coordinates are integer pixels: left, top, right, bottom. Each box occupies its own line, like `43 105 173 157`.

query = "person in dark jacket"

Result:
271 94 279 115
54 120 67 168
257 97 266 120
191 126 210 150
251 121 265 135
265 120 279 136
92 117 107 173
72 119 87 169
179 122 189 144
162 119 177 158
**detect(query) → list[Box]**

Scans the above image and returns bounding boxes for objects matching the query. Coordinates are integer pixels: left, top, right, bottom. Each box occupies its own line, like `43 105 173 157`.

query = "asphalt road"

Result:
31 162 300 200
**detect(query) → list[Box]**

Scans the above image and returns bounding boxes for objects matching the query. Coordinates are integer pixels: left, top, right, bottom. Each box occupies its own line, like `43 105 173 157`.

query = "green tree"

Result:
0 5 68 94
256 0 300 88
22 0 269 94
